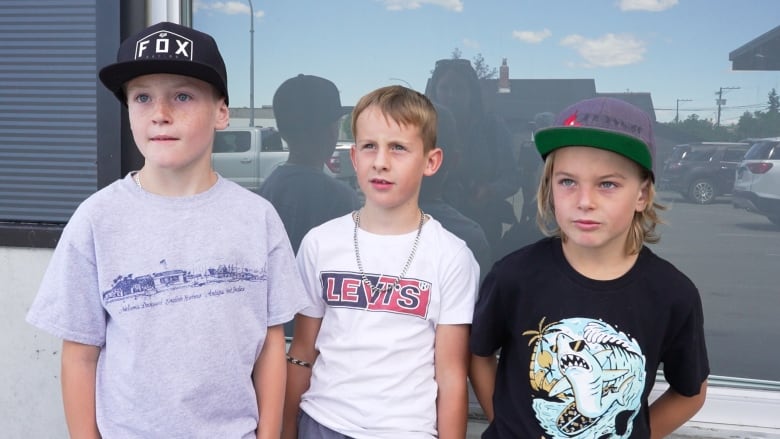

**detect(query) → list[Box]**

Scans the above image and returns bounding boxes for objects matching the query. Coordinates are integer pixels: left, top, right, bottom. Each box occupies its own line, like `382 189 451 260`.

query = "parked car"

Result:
211 126 289 192
732 137 780 226
660 142 750 204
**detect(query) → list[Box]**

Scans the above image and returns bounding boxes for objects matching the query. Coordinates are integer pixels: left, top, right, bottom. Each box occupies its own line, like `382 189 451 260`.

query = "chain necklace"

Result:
133 171 143 190
353 208 424 296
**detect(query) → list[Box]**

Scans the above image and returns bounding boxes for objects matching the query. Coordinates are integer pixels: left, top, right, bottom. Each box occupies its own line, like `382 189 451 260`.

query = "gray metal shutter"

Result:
0 1 98 223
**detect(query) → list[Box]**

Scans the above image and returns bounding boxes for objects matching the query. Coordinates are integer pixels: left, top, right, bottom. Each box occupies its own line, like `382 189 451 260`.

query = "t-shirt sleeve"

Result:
469 262 507 357
25 207 106 346
264 209 310 326
295 231 327 319
437 244 479 325
660 284 710 396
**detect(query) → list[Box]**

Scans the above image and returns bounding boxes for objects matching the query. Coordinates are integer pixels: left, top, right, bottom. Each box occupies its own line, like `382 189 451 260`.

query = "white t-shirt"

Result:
297 213 479 439
27 174 309 438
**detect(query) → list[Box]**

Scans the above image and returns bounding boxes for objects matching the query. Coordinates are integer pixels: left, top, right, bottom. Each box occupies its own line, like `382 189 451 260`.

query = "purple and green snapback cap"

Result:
534 97 655 178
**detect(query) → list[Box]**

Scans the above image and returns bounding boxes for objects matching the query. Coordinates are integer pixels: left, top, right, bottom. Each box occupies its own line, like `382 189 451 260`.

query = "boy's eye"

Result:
558 178 575 187
360 143 375 150
391 143 407 151
599 181 618 189
175 93 192 102
134 94 150 104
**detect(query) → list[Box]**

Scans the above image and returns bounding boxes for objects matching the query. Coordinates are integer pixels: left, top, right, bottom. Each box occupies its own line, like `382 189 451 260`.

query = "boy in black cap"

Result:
259 74 359 254
470 97 709 438
26 22 307 438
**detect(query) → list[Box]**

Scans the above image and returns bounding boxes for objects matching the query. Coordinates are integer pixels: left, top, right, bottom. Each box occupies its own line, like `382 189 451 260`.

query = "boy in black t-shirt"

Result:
470 97 709 438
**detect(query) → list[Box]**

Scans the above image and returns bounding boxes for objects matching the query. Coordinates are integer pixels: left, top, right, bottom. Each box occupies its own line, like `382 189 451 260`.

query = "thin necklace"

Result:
133 171 143 190
353 208 424 295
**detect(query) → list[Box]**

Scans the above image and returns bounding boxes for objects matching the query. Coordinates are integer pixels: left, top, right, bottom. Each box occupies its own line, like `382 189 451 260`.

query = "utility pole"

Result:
675 98 692 123
247 0 255 127
715 86 740 127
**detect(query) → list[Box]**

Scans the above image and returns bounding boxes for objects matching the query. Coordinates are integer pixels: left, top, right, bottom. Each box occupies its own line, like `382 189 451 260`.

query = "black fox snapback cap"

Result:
534 97 655 177
99 21 228 105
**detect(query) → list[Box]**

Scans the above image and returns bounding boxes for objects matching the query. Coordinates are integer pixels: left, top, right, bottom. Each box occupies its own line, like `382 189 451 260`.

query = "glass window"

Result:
192 1 780 387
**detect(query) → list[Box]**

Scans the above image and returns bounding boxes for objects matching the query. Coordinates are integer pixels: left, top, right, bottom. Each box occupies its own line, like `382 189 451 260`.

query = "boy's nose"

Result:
372 147 390 170
151 101 172 124
577 188 596 210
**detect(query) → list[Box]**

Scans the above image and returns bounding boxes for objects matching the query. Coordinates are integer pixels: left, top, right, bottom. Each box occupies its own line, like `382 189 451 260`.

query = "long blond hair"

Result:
535 149 665 255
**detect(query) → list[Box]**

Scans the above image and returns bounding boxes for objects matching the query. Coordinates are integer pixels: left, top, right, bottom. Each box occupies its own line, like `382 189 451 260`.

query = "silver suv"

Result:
733 137 780 226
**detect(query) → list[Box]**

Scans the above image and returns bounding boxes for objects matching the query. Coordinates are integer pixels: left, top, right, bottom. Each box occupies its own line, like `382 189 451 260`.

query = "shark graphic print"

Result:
523 317 646 438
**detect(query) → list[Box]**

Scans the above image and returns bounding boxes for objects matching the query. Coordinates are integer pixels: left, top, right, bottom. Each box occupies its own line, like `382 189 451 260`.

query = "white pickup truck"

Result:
211 126 289 192
212 125 357 192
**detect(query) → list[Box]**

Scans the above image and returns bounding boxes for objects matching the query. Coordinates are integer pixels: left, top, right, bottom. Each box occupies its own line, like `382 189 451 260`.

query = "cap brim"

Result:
98 59 228 105
535 126 653 174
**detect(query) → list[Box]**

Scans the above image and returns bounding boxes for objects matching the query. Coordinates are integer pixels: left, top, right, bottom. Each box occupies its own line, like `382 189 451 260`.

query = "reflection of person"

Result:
420 103 491 281
425 58 521 255
25 22 306 438
260 74 359 254
469 98 709 438
283 86 479 439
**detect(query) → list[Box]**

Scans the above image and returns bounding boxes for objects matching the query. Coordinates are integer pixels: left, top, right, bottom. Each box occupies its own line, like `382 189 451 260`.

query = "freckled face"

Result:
350 105 440 213
125 73 228 174
551 146 648 255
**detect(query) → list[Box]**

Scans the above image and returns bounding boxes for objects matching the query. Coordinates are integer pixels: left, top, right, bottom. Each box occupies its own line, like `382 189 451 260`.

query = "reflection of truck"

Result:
211 126 289 192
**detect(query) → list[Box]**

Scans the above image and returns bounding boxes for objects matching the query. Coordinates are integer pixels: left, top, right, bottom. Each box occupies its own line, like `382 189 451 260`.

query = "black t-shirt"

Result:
470 237 709 438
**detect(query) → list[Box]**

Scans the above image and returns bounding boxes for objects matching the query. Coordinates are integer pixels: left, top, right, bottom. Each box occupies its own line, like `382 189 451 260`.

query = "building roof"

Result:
729 25 780 71
478 78 656 127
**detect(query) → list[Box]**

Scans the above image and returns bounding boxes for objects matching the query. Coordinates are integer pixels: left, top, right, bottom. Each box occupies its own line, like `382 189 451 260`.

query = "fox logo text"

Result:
135 31 193 61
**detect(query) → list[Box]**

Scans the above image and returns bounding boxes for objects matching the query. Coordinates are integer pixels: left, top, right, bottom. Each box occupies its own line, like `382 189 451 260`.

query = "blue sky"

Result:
193 0 780 124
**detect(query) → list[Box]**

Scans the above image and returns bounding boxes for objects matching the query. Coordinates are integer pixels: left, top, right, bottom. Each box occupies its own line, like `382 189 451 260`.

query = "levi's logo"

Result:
320 271 431 319
135 31 193 60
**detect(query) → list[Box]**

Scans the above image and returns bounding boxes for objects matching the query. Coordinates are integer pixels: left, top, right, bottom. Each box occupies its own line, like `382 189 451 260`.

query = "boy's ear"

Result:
635 179 651 212
349 144 357 169
215 99 229 130
423 147 443 177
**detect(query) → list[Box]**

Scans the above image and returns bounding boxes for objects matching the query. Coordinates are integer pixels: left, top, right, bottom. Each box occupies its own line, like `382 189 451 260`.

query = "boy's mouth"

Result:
150 135 178 141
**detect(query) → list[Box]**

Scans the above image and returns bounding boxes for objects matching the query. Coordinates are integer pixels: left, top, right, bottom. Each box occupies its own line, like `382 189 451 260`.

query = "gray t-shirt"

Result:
27 174 308 438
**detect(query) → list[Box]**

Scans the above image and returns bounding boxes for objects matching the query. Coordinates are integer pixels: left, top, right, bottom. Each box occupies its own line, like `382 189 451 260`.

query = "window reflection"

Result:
193 1 780 384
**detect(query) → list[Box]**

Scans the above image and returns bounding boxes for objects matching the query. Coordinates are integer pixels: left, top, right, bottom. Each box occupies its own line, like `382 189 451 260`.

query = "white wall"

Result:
0 247 66 437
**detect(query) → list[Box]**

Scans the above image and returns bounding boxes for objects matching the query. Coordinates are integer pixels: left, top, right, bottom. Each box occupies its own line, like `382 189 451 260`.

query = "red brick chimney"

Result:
498 58 510 93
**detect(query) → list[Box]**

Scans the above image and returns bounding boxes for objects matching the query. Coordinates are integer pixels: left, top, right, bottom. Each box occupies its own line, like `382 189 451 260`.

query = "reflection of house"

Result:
476 62 657 141
470 60 672 169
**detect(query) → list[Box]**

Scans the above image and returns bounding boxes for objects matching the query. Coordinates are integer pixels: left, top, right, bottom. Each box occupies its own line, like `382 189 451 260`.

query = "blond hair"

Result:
351 85 437 152
535 149 665 255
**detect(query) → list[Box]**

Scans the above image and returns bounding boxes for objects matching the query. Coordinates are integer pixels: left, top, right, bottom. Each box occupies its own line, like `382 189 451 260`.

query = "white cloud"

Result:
462 38 480 49
195 1 265 18
381 0 463 12
511 29 552 44
560 33 646 68
618 0 678 12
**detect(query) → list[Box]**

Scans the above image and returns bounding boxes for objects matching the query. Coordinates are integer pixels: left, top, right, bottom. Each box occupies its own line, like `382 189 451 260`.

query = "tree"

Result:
445 48 497 79
471 52 497 79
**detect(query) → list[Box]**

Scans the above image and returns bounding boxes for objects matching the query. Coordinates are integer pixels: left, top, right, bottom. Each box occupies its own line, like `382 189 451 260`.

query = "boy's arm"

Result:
469 353 497 422
282 314 322 439
253 324 286 439
649 380 708 439
61 340 101 439
434 324 470 439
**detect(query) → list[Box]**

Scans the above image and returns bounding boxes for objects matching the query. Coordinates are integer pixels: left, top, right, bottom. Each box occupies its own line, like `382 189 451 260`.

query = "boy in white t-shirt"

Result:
283 85 479 439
